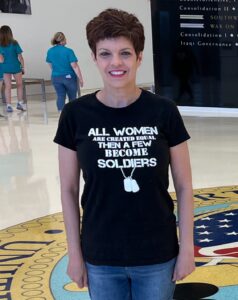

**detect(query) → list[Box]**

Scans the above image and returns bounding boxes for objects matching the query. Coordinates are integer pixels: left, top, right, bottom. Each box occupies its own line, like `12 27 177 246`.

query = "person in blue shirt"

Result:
0 25 26 112
0 53 4 105
46 32 84 112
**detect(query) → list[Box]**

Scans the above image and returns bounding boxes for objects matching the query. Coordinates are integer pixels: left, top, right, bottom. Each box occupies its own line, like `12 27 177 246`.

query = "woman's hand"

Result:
67 257 88 288
172 249 195 282
79 78 84 87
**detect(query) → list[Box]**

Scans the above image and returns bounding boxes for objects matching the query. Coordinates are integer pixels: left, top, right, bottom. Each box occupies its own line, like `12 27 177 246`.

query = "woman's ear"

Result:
91 52 96 62
137 52 143 66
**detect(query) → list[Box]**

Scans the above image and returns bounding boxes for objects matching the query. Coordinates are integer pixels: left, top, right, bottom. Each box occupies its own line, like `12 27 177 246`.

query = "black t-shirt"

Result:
54 89 190 266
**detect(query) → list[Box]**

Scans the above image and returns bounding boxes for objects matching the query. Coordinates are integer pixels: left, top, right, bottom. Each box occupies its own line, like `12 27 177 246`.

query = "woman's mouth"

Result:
109 70 127 77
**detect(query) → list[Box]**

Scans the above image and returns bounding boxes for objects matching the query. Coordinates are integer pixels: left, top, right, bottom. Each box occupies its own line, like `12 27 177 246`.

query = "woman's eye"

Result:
99 52 110 57
121 51 131 56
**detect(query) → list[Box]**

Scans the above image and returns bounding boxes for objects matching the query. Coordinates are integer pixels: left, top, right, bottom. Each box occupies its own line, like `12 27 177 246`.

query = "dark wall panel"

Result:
151 0 238 107
0 0 31 15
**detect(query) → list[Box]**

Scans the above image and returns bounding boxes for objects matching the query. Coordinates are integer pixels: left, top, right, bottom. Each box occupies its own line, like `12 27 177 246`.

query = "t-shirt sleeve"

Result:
46 49 51 63
68 49 78 63
164 100 190 147
53 105 77 151
16 43 23 54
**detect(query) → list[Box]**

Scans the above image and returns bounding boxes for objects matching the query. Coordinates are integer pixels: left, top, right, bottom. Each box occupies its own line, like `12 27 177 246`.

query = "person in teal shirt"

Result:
0 53 4 104
0 25 26 112
46 32 84 112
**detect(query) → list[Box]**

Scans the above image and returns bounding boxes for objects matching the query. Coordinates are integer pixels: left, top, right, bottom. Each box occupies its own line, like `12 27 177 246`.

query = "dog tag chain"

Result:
120 167 140 193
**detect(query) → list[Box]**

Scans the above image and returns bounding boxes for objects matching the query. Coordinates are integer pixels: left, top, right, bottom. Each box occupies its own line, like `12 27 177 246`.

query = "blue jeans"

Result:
86 258 176 300
52 75 78 111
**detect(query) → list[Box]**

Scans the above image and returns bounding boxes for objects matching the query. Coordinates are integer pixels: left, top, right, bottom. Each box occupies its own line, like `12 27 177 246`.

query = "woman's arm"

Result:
0 54 4 63
59 145 87 288
71 62 84 87
18 54 24 73
170 141 195 281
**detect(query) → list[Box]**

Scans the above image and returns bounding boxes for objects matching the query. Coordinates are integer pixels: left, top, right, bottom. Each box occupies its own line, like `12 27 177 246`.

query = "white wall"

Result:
0 0 154 91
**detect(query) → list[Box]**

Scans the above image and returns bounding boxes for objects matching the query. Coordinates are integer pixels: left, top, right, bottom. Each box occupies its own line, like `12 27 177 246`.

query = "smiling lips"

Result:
109 70 127 77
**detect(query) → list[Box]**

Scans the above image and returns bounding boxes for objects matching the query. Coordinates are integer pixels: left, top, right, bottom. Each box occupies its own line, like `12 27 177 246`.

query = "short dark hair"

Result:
86 8 145 57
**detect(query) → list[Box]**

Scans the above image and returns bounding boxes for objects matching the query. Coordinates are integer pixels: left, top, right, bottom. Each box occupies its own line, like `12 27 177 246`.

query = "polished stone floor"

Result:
0 95 238 230
0 94 238 300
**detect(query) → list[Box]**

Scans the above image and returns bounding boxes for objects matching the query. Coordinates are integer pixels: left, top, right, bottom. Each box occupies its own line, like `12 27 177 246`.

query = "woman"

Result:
0 53 3 101
46 32 84 112
54 8 195 300
0 25 26 112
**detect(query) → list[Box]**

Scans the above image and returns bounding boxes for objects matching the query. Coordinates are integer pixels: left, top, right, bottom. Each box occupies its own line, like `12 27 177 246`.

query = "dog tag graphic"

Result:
124 177 132 192
131 179 140 193
121 167 140 193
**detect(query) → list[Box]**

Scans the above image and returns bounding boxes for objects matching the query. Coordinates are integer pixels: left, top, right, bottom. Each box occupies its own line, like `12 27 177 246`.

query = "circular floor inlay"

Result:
0 186 237 299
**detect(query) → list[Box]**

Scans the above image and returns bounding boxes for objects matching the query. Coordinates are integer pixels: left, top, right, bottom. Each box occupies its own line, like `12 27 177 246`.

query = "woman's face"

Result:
93 37 142 90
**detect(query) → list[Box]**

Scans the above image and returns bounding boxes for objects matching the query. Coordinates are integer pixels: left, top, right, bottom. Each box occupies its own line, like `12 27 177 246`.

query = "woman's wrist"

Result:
179 244 194 254
68 251 84 262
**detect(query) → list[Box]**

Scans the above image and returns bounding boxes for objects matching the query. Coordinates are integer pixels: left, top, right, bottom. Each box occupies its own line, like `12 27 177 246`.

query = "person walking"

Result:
46 32 84 112
0 53 3 100
0 53 5 116
0 25 26 112
54 8 195 300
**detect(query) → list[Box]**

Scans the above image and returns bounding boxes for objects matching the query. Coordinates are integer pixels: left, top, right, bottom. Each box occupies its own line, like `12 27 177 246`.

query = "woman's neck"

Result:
97 86 141 108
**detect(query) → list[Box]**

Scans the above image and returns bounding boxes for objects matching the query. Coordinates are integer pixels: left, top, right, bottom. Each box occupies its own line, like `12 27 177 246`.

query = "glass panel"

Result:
151 0 238 107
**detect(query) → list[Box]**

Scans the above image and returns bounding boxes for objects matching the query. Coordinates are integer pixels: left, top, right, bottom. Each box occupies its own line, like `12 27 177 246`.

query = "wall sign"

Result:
151 0 238 107
0 0 31 15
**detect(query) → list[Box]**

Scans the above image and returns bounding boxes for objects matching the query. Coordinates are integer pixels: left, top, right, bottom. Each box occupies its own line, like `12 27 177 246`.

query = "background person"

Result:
54 8 195 300
0 53 3 100
0 54 4 116
0 25 26 113
46 32 84 112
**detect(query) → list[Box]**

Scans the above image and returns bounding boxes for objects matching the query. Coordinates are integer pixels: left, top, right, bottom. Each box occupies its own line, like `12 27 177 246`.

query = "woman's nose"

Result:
111 54 122 66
